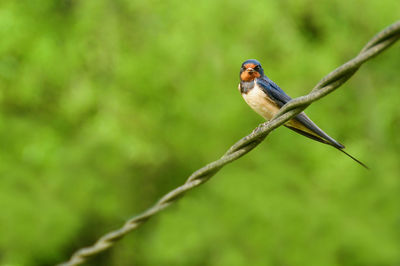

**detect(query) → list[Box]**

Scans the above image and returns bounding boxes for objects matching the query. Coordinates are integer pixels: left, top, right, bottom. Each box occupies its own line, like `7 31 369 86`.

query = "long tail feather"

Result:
285 125 368 169
337 148 369 170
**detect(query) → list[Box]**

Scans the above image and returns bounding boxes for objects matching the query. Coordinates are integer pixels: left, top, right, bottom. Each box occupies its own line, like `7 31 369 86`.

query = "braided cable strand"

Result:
59 21 400 266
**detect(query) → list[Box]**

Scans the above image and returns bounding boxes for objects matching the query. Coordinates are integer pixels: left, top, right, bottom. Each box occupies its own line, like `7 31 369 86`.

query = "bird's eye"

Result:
254 65 260 70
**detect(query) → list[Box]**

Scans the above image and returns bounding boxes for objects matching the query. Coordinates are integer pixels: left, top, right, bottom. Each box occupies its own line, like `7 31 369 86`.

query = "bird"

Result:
238 59 368 169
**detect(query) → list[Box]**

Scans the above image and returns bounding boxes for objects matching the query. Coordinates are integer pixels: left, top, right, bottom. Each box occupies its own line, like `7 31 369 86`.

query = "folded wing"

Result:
256 77 344 149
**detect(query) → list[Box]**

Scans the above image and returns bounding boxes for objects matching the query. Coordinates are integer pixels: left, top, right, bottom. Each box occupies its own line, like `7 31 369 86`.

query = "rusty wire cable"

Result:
59 21 400 266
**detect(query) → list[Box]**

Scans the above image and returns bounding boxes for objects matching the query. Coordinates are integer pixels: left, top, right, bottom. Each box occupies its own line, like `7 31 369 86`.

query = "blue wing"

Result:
256 77 291 108
256 76 345 149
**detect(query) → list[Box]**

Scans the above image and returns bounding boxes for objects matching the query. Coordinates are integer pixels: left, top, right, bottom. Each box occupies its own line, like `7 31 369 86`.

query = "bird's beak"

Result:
246 68 255 74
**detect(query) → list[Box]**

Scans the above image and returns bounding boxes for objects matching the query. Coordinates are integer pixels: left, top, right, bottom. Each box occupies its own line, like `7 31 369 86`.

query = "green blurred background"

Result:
1 1 400 265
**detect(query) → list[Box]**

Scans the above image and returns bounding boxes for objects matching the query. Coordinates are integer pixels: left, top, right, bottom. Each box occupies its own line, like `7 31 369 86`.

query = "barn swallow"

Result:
239 59 368 169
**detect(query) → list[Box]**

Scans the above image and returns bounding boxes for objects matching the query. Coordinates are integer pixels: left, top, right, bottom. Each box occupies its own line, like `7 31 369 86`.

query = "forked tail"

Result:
284 123 369 169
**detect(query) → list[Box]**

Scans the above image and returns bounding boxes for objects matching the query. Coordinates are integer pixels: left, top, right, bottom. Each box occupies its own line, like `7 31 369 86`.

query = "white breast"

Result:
241 83 280 120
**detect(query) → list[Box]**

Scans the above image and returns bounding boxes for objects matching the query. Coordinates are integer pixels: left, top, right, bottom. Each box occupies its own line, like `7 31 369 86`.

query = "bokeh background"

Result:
1 1 400 265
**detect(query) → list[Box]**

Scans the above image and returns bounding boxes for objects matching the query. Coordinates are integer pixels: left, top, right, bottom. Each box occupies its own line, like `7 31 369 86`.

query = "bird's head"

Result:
240 59 264 82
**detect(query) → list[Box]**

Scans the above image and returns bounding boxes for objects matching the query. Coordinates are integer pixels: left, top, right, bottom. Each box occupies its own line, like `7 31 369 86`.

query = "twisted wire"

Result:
59 21 400 266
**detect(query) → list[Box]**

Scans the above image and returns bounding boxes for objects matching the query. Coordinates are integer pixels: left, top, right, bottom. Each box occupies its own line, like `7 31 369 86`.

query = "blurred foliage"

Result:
0 0 400 265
